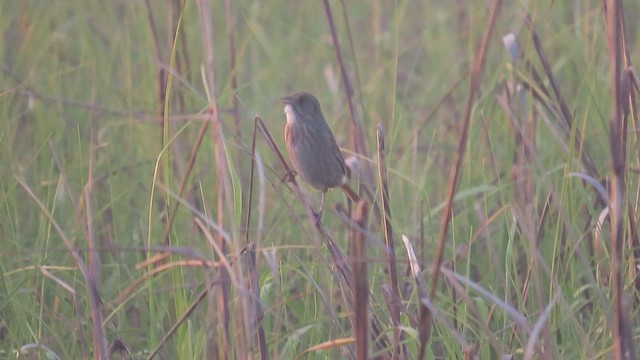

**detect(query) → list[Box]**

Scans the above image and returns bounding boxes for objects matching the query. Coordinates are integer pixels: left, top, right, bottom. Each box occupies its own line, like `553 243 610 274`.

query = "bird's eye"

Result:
303 98 315 113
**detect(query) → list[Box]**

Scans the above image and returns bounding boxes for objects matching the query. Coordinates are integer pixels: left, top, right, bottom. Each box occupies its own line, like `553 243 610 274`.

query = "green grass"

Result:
1 0 639 359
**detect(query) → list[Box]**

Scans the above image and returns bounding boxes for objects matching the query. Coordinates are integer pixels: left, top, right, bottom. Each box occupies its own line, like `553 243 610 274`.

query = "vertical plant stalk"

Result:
245 244 269 360
224 0 240 141
143 0 172 261
244 118 260 247
82 122 109 360
169 0 191 180
160 0 211 244
431 0 502 300
603 0 636 359
350 200 369 360
339 0 369 144
619 0 640 336
624 67 640 294
162 120 210 245
424 1 502 355
376 124 402 359
144 0 168 145
197 0 249 358
322 0 372 185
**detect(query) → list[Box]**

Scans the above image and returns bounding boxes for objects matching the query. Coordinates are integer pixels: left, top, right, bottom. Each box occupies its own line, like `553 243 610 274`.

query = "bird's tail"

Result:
340 183 361 203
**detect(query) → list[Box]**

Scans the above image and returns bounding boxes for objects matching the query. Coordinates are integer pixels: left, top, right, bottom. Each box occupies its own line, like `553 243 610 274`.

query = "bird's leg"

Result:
314 191 326 223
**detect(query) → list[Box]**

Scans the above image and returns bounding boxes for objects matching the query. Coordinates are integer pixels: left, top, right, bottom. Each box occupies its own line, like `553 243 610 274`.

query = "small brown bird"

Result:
282 91 354 219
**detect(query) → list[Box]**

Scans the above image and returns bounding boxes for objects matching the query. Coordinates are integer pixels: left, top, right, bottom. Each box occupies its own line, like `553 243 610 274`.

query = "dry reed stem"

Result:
322 0 373 188
81 122 110 360
338 0 368 132
419 1 502 357
245 117 260 247
143 0 168 132
351 200 369 360
169 1 193 180
376 124 403 359
197 216 252 358
224 0 240 141
431 0 502 315
143 2 172 254
622 67 640 297
604 0 636 358
197 0 248 356
245 244 269 360
162 119 210 245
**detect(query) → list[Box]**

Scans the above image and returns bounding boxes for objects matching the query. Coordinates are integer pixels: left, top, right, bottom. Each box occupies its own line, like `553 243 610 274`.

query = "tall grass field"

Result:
1 1 639 359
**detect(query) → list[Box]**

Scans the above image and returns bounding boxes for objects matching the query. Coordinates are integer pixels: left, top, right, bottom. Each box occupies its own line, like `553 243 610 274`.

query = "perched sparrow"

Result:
282 91 355 219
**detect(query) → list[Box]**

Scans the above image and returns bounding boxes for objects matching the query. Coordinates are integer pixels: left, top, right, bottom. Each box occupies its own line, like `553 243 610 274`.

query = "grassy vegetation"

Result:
1 0 639 358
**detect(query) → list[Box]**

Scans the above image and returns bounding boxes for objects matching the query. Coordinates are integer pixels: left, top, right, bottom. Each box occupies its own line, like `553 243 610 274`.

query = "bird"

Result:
281 91 357 220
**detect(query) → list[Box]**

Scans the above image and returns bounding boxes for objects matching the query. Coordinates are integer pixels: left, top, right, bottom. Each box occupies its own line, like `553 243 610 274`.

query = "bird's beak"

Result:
280 96 294 105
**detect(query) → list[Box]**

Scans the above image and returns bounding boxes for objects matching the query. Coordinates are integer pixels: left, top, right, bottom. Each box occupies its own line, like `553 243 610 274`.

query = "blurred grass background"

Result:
1 0 640 358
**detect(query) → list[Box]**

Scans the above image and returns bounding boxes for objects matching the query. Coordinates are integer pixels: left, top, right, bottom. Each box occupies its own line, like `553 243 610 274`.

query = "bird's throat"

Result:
284 104 297 125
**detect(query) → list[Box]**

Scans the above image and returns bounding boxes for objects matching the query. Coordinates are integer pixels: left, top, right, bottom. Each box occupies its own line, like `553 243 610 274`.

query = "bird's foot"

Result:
313 210 323 226
282 170 297 184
